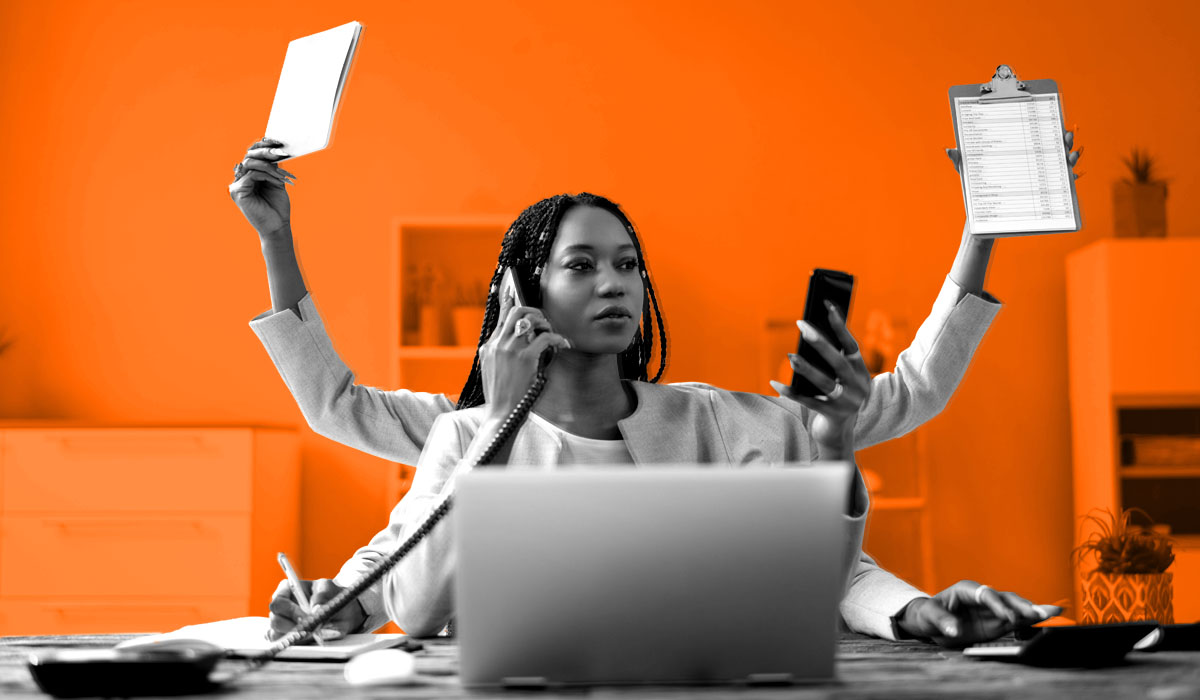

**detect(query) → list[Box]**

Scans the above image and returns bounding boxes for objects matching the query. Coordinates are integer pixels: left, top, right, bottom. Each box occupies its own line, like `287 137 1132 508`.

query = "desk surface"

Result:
2 633 1198 699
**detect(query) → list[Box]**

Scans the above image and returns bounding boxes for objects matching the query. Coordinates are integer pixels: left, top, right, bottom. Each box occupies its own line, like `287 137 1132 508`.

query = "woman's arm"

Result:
261 225 308 317
948 223 994 298
232 137 455 463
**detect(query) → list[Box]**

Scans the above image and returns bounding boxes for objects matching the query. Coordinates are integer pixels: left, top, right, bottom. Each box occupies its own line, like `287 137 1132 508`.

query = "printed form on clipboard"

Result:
949 66 1082 237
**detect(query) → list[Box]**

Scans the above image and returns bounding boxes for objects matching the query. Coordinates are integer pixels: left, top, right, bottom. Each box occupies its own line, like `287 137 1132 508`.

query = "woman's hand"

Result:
896 580 1063 648
478 293 570 420
266 577 367 642
769 302 871 458
228 137 297 241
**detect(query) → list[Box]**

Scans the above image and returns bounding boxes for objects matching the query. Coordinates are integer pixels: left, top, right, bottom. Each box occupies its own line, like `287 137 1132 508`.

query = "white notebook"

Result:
115 616 406 661
264 21 363 159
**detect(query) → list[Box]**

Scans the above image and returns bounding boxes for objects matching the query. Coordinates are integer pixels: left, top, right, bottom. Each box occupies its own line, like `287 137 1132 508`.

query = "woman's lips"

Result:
594 306 632 320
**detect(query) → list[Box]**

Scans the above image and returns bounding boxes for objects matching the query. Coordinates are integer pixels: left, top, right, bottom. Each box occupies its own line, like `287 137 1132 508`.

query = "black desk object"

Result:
3 633 1199 699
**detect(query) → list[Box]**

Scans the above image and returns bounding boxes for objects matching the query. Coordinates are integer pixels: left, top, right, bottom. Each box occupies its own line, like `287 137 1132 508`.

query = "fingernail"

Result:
797 320 817 340
270 148 290 157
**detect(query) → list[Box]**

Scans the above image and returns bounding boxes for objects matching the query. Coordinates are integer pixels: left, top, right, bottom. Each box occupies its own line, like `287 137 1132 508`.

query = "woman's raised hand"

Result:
228 137 297 240
769 302 871 459
478 293 570 420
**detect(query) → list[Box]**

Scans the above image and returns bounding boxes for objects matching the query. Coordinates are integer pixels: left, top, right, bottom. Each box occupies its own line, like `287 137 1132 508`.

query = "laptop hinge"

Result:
747 673 795 685
502 677 549 689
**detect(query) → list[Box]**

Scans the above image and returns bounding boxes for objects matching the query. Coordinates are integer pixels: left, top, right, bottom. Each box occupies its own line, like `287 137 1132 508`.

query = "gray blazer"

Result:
250 276 1000 639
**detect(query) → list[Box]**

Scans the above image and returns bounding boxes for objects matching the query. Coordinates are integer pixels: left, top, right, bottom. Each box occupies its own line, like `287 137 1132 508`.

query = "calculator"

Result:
962 622 1159 667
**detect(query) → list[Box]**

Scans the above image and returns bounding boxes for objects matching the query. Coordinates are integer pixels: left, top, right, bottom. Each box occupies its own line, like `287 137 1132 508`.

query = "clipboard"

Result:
949 65 1082 237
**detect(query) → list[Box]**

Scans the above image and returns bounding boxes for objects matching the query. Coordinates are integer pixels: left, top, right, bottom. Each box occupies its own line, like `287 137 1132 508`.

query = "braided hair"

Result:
455 193 668 410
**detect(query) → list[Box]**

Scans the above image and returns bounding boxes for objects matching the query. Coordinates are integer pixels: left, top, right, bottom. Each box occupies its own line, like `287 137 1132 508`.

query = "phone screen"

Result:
791 269 854 397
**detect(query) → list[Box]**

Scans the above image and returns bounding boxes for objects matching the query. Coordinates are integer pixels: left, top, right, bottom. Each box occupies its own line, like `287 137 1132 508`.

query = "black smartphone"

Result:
790 268 854 397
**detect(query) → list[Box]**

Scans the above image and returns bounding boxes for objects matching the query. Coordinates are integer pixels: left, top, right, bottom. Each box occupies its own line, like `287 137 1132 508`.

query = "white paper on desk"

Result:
954 93 1077 236
264 21 363 159
115 616 406 661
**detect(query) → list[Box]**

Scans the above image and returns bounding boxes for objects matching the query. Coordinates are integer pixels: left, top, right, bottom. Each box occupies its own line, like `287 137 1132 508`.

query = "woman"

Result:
231 139 1078 647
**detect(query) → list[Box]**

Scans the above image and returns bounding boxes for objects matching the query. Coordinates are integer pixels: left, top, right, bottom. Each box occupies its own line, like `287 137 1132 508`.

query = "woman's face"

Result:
538 205 644 355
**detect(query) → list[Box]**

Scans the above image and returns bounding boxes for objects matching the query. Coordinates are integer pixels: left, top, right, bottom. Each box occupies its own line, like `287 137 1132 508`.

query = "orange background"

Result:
2 0 1199 617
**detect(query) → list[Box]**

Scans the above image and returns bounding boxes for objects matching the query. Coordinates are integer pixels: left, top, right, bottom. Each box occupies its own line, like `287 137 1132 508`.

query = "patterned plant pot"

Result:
1081 571 1174 624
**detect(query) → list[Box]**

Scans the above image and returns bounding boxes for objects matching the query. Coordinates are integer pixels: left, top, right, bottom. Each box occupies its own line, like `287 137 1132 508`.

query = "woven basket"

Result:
1080 571 1174 624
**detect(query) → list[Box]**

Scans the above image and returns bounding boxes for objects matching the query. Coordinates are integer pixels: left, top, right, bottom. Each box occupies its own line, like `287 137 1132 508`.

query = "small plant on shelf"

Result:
1113 147 1169 237
1121 148 1161 186
1074 507 1175 623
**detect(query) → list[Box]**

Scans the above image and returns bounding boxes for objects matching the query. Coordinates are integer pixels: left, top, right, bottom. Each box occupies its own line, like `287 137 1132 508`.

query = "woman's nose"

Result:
596 266 626 297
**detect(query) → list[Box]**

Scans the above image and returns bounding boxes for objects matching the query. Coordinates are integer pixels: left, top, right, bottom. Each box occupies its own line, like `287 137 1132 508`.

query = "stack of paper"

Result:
115 616 406 661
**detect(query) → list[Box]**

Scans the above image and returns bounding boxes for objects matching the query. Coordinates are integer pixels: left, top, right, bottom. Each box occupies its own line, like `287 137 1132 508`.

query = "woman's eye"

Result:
618 259 639 271
566 260 593 271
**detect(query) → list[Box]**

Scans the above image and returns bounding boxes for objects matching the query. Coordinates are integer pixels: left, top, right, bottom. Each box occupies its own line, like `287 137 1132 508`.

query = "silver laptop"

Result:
453 464 852 687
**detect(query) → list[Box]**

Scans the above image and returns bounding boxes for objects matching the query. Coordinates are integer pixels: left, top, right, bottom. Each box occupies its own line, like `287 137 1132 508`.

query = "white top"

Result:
526 412 635 466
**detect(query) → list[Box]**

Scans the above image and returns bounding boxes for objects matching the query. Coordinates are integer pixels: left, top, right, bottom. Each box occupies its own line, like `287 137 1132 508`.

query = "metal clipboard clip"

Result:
979 64 1034 102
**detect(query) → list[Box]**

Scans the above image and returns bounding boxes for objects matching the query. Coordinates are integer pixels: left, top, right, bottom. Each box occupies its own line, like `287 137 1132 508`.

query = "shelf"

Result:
1120 466 1200 479
870 497 925 511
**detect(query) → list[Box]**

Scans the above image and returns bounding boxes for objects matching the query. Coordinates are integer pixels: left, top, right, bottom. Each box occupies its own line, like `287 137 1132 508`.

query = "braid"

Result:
455 193 669 410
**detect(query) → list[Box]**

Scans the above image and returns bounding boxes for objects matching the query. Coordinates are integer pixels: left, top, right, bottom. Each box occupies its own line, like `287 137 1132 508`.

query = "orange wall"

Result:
2 0 1198 611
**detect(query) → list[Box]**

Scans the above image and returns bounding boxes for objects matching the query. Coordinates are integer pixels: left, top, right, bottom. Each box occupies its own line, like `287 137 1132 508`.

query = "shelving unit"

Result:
1067 239 1200 623
386 218 508 506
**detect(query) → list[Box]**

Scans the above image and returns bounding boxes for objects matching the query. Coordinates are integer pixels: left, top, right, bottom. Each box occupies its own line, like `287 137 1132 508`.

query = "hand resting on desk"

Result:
267 578 368 642
896 579 1062 648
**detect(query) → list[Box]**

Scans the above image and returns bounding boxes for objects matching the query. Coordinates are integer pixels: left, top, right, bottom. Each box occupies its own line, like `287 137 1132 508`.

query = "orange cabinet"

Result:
0 425 299 634
1067 239 1200 624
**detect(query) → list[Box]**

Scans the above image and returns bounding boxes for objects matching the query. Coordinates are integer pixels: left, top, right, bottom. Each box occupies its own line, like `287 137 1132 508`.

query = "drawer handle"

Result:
49 519 206 536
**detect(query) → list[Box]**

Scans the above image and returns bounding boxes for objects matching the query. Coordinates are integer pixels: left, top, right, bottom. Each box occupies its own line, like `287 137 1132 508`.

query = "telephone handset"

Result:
500 265 557 371
27 271 552 697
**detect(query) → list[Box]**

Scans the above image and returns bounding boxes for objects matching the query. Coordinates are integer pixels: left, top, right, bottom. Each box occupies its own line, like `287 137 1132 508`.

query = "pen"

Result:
277 551 327 646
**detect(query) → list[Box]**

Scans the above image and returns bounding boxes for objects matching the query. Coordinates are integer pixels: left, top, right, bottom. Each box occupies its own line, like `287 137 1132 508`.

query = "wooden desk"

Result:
2 633 1198 699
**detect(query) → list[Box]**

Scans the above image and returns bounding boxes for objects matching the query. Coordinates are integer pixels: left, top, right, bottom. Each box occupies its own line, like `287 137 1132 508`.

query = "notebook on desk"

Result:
453 464 854 687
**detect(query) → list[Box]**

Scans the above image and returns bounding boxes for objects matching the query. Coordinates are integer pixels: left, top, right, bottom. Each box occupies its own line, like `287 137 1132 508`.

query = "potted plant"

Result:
1113 148 1168 237
1074 507 1175 624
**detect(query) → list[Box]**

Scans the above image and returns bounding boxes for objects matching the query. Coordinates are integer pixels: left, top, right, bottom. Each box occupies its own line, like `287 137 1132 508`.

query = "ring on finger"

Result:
513 317 533 340
973 584 991 604
233 162 246 178
825 382 844 401
845 349 862 361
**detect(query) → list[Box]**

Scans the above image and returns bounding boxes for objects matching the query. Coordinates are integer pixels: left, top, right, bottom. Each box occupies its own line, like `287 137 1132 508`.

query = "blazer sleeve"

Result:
845 276 1001 449
332 411 474 635
249 293 455 465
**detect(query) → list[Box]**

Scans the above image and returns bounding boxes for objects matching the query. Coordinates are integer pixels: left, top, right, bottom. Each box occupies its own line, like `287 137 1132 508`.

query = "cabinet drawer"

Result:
0 597 247 635
0 515 250 598
1 429 253 512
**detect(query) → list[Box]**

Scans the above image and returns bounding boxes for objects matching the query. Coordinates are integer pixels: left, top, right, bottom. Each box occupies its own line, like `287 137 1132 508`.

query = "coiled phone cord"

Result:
229 369 549 677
